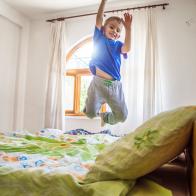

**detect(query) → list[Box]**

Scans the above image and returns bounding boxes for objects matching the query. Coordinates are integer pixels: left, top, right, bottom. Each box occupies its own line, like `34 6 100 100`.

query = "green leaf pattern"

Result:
134 129 158 149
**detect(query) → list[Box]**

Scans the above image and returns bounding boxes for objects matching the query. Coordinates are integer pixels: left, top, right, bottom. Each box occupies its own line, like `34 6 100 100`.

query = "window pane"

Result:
64 76 74 111
66 42 93 70
80 75 93 112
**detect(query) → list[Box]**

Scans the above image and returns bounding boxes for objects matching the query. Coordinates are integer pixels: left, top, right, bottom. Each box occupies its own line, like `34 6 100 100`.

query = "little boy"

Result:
83 0 132 126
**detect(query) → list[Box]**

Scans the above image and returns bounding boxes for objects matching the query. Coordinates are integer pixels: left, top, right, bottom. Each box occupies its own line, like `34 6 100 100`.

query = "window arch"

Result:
64 37 106 116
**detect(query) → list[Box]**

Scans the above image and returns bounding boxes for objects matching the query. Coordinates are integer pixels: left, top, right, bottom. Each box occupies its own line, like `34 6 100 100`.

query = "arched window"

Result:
64 37 105 116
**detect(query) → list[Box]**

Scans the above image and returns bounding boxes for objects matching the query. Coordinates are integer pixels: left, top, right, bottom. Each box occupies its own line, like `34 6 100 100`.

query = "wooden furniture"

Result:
191 121 196 196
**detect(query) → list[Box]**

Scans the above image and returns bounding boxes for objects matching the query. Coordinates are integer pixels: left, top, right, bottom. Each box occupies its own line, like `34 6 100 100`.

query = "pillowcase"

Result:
84 106 196 183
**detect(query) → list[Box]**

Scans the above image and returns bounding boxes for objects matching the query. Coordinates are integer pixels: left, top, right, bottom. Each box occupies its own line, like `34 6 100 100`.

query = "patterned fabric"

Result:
64 128 116 136
0 129 118 181
0 129 172 196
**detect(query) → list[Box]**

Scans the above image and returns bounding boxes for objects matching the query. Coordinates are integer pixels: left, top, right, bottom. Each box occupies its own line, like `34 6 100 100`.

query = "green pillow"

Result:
84 106 196 183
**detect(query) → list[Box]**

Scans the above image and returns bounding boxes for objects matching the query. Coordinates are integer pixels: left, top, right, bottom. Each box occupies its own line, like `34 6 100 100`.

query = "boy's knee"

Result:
84 111 97 119
120 113 128 122
118 110 128 122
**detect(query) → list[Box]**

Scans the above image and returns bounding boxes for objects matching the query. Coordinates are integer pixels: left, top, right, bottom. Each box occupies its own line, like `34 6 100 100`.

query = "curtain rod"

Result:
46 3 169 23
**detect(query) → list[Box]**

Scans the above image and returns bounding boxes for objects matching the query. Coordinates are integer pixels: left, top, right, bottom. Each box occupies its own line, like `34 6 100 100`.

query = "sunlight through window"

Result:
66 41 93 70
65 38 93 116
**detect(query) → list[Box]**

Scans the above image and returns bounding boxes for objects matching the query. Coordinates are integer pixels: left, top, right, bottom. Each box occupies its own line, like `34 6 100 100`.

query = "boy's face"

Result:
104 19 122 40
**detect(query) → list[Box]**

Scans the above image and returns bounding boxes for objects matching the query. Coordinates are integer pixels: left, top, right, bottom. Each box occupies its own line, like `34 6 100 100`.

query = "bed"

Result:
146 120 196 196
0 129 124 195
0 106 195 196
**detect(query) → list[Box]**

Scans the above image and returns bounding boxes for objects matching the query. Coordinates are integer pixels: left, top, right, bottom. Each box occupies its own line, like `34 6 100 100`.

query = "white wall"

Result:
0 16 20 130
0 0 29 130
23 21 50 131
24 0 196 132
157 0 196 110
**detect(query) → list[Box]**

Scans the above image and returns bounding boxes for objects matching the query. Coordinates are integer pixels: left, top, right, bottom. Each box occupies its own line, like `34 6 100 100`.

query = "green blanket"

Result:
0 129 172 196
0 169 171 196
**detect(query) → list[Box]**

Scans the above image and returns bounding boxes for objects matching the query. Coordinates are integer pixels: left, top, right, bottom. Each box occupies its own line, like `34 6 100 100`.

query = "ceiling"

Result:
2 0 166 19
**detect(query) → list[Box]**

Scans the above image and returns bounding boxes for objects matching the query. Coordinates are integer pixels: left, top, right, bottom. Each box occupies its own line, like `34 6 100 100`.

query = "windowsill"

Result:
65 116 100 120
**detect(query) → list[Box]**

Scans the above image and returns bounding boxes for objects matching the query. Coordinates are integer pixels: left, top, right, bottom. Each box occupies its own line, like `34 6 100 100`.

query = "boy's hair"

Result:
104 16 122 27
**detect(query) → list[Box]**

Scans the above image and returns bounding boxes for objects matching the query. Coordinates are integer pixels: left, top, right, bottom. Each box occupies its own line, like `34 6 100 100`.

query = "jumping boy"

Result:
83 0 132 126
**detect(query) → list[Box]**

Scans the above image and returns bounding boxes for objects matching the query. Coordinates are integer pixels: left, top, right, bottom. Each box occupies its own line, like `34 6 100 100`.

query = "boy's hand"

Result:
121 13 132 53
122 13 132 30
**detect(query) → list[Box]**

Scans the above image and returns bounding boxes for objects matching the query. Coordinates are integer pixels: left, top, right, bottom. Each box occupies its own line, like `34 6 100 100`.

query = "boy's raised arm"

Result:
96 0 107 29
121 13 132 53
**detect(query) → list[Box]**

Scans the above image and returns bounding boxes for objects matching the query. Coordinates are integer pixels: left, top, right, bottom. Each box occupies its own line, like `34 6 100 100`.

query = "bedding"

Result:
0 129 118 180
85 106 196 183
0 128 172 196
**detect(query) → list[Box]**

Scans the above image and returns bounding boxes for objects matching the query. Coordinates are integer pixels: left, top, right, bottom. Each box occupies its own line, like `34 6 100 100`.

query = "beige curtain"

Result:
143 8 162 121
108 8 162 134
44 21 66 130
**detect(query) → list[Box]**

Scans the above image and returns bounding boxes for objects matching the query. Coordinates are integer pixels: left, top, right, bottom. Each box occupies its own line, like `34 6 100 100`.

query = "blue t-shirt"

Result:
89 27 127 81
